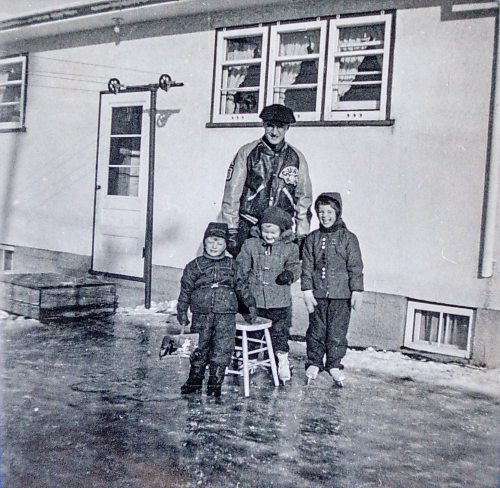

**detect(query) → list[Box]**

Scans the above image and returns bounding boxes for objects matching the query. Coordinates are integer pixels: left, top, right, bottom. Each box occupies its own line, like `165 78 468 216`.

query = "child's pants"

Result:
306 298 351 370
189 312 236 374
256 306 292 354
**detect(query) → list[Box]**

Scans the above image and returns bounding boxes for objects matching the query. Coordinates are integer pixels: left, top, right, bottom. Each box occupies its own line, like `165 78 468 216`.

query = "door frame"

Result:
90 87 156 285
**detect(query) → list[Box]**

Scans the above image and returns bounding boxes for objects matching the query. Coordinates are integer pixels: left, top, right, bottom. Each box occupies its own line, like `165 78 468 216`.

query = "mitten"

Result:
350 291 363 311
176 301 190 326
275 270 294 285
303 290 318 314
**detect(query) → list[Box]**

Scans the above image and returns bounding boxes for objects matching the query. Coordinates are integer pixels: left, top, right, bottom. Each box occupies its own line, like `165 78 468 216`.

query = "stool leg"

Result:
264 328 280 387
242 330 250 397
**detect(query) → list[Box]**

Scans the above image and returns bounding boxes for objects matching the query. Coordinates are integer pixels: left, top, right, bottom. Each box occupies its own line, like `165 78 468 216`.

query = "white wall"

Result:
0 5 499 310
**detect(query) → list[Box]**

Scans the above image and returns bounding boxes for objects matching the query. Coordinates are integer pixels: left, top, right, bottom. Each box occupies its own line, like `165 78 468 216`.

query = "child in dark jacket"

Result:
177 222 253 397
236 207 301 384
301 193 364 387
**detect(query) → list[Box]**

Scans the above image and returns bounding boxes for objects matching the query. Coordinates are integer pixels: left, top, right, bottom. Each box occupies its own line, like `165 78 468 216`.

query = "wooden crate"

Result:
0 273 117 322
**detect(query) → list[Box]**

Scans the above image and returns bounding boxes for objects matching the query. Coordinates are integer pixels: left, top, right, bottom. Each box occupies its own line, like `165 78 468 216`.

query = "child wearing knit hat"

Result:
236 207 301 384
176 222 255 397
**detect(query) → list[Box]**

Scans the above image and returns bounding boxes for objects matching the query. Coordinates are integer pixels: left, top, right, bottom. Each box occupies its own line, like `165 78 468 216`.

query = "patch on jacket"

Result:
279 166 299 186
226 160 235 181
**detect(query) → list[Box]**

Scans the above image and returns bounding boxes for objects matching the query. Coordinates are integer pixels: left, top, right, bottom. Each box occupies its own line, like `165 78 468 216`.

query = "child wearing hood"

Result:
301 193 364 387
177 222 254 397
236 206 301 384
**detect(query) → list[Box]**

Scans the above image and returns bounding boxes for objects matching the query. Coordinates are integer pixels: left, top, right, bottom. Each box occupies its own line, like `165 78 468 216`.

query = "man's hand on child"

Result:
351 291 363 311
303 290 317 313
275 270 294 285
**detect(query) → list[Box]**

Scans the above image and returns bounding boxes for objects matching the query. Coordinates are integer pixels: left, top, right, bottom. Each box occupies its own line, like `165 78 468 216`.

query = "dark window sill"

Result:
206 120 395 128
0 126 26 134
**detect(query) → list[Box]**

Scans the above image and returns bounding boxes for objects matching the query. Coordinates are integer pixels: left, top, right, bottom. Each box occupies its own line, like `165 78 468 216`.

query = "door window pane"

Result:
109 137 141 166
111 106 143 135
108 167 140 197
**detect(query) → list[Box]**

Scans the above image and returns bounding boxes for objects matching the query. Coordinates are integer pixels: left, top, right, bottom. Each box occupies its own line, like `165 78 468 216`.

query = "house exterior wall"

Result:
0 3 499 364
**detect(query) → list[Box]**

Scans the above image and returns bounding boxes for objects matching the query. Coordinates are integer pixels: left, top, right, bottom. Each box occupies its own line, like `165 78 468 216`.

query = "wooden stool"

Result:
226 316 280 397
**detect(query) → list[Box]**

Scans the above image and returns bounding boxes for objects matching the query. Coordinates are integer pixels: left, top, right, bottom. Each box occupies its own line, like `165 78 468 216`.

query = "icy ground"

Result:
1 305 499 487
2 303 499 399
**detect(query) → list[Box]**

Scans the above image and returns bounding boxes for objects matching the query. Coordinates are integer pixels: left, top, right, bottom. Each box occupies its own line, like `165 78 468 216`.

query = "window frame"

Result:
267 20 327 122
212 26 269 124
0 245 15 273
324 13 393 122
0 53 28 132
209 12 395 127
404 301 474 359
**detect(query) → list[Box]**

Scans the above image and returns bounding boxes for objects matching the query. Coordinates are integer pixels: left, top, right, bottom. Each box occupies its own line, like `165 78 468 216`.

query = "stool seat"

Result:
227 315 280 396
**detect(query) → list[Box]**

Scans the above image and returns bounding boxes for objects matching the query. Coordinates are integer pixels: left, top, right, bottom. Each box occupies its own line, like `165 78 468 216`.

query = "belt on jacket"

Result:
198 283 233 289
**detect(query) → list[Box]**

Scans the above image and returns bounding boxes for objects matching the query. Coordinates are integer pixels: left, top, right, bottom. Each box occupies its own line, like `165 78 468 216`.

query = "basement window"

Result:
0 54 28 131
0 246 14 273
404 301 474 359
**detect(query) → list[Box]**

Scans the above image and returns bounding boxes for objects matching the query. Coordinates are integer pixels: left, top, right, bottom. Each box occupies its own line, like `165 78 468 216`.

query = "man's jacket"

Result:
221 138 312 236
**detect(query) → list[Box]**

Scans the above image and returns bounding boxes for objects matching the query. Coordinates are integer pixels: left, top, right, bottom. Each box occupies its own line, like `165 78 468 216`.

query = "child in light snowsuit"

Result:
236 207 301 384
301 193 364 387
177 222 254 397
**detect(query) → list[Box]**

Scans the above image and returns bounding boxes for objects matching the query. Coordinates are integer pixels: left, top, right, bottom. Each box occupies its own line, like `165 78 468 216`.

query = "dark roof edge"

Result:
0 0 178 31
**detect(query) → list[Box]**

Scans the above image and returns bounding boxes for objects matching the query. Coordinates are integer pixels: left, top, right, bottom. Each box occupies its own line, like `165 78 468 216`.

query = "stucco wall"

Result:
0 5 499 315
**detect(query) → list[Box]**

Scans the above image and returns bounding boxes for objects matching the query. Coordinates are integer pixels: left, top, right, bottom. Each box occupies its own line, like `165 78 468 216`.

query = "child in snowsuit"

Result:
236 207 301 384
301 193 364 387
178 222 253 397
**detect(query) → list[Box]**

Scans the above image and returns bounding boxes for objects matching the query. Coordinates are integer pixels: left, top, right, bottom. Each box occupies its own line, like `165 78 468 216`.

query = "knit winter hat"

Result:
203 222 228 241
260 207 293 231
314 192 342 218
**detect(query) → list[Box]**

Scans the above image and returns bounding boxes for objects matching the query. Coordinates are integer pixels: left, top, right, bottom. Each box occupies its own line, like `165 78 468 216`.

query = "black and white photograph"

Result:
0 1 499 486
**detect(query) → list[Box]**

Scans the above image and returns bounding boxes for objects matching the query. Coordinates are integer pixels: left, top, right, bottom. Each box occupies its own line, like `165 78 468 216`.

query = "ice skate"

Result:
180 366 204 394
328 368 345 388
305 365 320 385
277 352 291 385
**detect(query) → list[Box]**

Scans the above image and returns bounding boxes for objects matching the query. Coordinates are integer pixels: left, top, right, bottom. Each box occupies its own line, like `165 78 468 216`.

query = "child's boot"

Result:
206 364 226 397
180 366 204 394
305 365 320 385
328 367 345 388
277 352 291 385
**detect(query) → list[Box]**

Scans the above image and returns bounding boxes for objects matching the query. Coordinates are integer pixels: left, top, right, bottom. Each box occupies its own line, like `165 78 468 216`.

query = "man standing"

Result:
221 104 313 256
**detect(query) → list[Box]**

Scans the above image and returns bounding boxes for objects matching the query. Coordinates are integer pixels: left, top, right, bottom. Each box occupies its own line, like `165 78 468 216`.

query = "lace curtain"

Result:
225 41 258 114
274 30 320 104
337 24 384 97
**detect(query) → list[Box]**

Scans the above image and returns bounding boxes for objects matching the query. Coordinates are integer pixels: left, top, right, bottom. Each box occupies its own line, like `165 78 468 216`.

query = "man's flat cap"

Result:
259 104 296 124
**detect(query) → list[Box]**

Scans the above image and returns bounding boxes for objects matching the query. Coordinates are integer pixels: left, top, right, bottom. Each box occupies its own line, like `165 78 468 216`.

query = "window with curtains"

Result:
211 13 393 124
0 54 28 131
404 301 474 359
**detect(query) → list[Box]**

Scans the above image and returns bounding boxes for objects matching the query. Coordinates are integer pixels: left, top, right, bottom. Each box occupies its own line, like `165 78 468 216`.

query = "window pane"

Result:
221 64 261 114
278 29 320 56
109 137 141 166
111 106 142 135
226 36 262 61
107 167 140 196
441 314 469 350
4 250 13 271
331 23 385 107
338 55 382 103
0 102 20 123
414 310 440 344
274 87 317 112
0 62 23 83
